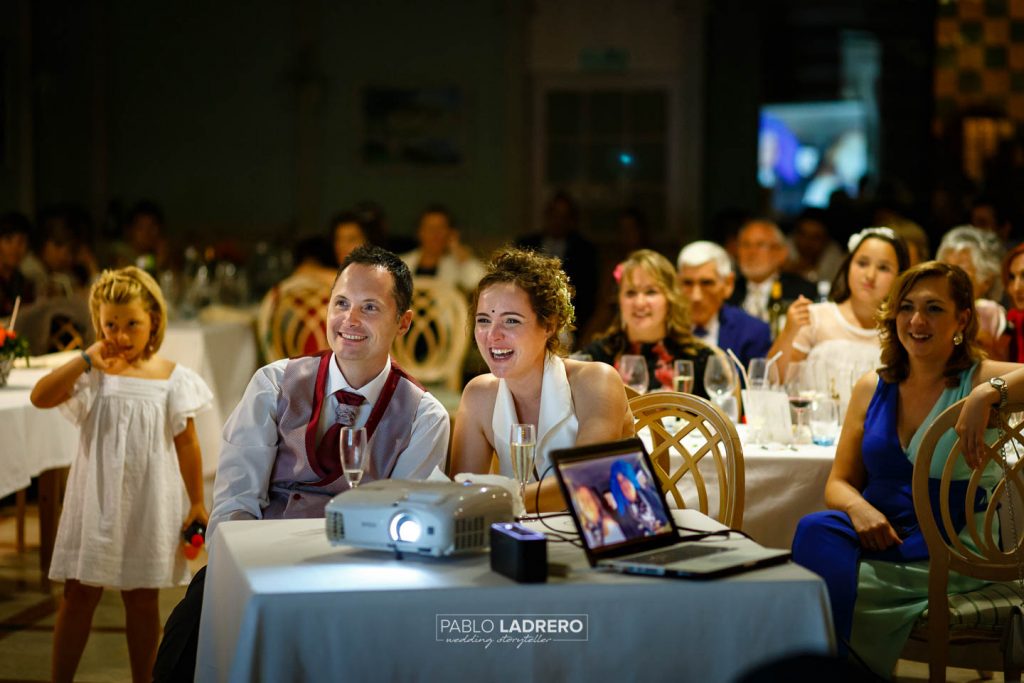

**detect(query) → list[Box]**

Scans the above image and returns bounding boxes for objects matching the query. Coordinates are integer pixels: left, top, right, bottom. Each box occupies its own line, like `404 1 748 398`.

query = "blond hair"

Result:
89 266 167 359
606 249 702 352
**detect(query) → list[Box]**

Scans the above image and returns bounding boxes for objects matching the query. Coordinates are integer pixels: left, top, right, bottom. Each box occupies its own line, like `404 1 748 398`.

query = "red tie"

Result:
314 389 365 478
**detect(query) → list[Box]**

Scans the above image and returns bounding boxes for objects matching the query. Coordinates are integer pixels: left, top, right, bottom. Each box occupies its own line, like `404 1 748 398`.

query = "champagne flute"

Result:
340 427 368 488
509 423 537 517
673 359 694 393
618 354 649 395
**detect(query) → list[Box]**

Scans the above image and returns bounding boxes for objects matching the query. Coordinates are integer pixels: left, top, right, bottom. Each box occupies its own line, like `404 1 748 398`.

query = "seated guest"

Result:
792 261 1017 677
21 206 96 299
400 204 485 293
771 227 909 380
784 208 846 286
0 211 34 316
331 211 369 266
580 249 714 397
677 240 771 369
1003 243 1024 363
153 245 449 682
516 192 599 340
937 225 1008 359
727 218 818 326
450 247 632 513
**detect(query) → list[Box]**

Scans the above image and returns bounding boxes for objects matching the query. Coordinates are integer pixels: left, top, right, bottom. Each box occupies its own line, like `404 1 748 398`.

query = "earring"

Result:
953 331 963 346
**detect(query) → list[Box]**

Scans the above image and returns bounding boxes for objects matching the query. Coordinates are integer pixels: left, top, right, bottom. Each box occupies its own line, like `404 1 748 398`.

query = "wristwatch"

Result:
989 376 1008 409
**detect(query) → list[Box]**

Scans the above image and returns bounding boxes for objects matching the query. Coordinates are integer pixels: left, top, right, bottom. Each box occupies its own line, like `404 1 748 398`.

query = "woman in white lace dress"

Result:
30 267 212 683
771 227 910 405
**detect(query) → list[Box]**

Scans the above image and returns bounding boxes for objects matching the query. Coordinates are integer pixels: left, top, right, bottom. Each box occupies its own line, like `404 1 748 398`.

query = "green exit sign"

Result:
579 48 629 71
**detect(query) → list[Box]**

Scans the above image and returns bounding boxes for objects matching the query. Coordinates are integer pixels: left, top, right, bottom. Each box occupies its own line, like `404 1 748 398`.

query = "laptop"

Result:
551 437 790 579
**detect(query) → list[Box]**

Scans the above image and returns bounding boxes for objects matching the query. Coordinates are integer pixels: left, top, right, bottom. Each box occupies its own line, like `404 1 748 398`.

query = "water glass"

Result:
340 427 368 488
809 399 840 446
673 360 694 394
618 355 649 395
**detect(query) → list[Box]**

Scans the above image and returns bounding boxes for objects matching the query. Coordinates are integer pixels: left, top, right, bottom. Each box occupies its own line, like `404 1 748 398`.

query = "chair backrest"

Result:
391 277 469 392
17 298 93 355
256 281 331 362
628 391 745 528
913 398 1024 583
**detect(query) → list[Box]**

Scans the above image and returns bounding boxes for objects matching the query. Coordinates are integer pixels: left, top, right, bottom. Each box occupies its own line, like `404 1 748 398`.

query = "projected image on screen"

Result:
758 100 871 216
559 451 671 549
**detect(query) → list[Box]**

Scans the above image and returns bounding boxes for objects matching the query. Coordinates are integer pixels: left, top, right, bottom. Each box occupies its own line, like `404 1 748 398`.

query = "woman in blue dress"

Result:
793 260 1024 677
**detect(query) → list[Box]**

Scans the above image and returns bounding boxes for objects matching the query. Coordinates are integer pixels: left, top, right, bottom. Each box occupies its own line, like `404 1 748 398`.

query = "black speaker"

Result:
490 522 548 583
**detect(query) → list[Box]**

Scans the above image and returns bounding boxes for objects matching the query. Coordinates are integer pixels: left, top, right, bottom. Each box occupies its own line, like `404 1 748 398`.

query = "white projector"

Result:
325 480 514 557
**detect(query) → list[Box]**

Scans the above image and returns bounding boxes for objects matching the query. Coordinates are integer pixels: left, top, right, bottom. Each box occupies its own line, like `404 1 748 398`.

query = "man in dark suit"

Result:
727 219 818 324
677 240 771 368
516 191 599 337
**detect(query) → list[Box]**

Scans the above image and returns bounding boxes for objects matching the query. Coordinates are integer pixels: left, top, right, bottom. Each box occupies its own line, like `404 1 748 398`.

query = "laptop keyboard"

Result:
632 544 729 565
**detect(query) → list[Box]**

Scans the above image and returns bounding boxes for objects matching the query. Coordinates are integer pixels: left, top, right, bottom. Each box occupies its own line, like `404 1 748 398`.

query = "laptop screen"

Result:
555 439 675 553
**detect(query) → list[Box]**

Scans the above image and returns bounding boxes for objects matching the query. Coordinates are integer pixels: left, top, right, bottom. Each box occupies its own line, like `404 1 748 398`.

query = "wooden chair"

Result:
256 280 331 362
905 398 1024 682
628 391 745 528
17 298 92 355
391 277 469 413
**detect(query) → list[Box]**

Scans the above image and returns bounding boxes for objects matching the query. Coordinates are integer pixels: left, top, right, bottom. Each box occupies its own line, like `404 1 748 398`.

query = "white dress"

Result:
492 354 579 480
49 365 213 589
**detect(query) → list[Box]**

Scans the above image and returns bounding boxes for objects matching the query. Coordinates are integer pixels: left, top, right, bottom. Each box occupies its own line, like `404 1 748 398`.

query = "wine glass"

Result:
618 355 649 395
703 354 738 420
673 360 694 393
785 362 815 444
340 427 368 488
509 423 537 517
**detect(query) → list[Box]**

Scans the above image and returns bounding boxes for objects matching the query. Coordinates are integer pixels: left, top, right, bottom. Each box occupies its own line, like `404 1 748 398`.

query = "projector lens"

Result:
389 513 422 543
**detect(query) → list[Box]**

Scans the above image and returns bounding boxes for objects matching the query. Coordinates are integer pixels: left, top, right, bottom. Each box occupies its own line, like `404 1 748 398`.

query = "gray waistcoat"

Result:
264 352 424 519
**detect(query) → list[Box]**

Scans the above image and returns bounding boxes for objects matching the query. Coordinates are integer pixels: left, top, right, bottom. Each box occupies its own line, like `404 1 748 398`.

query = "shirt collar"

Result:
747 275 776 297
328 355 391 405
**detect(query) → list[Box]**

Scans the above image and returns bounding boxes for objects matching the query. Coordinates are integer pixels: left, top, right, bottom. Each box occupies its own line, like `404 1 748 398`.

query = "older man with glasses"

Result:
727 218 818 331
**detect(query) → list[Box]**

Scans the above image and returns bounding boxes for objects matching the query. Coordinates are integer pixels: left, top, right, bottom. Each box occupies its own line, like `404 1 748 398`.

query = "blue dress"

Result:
792 365 997 677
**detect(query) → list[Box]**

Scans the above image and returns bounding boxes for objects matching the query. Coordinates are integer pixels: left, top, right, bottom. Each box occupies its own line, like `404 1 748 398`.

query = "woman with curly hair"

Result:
451 247 633 512
792 261 1019 676
578 249 714 396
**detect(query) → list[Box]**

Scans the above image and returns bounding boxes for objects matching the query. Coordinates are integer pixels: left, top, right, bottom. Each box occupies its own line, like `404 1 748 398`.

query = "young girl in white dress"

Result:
30 266 212 683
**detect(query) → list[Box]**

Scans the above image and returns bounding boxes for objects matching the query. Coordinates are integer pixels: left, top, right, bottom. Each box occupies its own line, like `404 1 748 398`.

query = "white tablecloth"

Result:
0 368 79 499
196 511 834 683
641 425 836 549
162 321 258 476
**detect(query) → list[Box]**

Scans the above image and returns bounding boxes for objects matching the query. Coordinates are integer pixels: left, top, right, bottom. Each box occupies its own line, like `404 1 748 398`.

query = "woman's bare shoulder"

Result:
565 357 617 384
458 374 499 417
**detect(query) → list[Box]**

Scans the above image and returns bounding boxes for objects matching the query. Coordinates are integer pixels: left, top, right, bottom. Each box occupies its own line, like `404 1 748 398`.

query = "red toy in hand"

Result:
182 521 206 560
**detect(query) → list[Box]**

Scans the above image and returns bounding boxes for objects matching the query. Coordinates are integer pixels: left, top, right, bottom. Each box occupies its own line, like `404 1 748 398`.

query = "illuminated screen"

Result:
758 100 871 215
559 449 672 550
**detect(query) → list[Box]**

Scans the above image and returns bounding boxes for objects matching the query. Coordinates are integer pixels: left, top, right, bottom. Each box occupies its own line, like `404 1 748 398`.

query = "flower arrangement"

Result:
0 326 29 386
0 326 29 360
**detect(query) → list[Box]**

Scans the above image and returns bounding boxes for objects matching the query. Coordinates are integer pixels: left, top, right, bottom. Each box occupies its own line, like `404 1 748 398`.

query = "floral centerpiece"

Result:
0 326 30 387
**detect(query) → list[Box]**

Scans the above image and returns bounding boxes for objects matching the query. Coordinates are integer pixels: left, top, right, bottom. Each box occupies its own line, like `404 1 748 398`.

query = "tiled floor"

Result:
0 500 1007 682
0 505 200 682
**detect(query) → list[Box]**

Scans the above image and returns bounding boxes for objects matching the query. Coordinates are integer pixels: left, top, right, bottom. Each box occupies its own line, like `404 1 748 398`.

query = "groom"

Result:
153 245 449 681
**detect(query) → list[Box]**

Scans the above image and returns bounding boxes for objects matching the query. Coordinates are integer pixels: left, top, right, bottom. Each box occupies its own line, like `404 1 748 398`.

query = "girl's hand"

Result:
182 502 209 531
86 339 128 374
955 384 999 469
785 295 812 331
847 499 902 551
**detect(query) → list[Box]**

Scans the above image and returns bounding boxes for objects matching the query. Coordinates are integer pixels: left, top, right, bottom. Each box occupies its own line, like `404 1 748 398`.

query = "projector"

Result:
325 480 514 557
